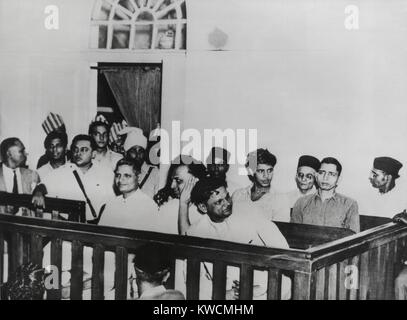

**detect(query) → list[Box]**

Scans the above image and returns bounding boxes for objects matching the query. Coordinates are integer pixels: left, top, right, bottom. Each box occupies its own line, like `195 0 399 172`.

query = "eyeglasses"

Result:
297 173 314 180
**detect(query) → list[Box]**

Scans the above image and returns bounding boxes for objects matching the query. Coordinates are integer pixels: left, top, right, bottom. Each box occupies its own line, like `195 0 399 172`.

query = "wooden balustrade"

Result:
0 192 405 300
0 191 86 222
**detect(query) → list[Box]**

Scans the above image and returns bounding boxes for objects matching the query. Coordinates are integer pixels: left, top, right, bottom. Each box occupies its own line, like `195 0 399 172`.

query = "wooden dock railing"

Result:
0 192 405 300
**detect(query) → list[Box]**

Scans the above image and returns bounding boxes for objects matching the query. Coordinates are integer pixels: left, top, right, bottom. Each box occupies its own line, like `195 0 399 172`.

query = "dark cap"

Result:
373 157 403 178
297 155 320 171
133 243 171 275
206 147 231 165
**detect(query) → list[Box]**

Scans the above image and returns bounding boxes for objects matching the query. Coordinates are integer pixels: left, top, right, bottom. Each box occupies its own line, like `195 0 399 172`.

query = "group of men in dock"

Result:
1 112 407 300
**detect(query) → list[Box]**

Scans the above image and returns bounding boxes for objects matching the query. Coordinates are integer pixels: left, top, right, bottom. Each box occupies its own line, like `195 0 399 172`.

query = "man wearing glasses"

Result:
273 155 320 222
291 157 360 233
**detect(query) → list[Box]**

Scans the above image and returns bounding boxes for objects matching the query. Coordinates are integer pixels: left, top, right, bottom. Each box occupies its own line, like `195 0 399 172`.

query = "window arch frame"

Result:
90 0 187 51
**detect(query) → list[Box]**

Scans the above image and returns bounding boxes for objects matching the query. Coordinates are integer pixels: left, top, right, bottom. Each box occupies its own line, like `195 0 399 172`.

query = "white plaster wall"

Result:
0 0 406 200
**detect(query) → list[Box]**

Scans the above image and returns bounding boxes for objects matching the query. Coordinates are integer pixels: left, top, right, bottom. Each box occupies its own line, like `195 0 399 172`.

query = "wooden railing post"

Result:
30 233 43 266
0 232 4 285
293 271 312 300
71 240 84 300
114 246 128 300
47 238 62 300
186 259 200 300
212 261 227 300
91 244 105 300
267 268 282 300
9 232 23 277
239 264 254 300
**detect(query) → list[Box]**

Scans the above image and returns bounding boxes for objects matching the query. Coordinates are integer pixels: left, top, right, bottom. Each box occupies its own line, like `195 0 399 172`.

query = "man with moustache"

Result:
273 155 320 222
291 157 360 233
358 157 406 218
182 177 291 300
120 127 159 199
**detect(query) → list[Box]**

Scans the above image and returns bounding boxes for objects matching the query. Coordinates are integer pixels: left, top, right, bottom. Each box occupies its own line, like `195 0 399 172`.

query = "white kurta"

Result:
184 205 291 300
157 198 204 235
99 190 161 299
188 206 289 248
100 189 159 231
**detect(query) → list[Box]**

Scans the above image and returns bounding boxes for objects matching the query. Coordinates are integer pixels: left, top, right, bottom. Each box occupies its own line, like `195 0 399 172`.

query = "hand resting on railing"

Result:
393 210 407 225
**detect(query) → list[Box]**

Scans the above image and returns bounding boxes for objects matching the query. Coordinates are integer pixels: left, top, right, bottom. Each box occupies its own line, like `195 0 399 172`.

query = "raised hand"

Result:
180 176 198 205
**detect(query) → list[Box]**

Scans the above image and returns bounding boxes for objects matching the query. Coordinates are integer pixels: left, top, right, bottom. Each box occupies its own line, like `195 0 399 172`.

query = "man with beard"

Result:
88 117 123 171
358 157 405 218
273 155 320 222
0 137 40 214
291 157 360 232
37 131 69 180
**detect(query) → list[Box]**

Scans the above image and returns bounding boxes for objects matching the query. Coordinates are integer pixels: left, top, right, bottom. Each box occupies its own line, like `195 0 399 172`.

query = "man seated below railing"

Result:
291 157 360 233
132 243 184 300
178 177 292 299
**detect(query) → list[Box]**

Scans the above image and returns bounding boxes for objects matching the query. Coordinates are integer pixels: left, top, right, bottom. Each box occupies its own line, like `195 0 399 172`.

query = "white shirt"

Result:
100 189 160 231
37 163 53 181
157 198 204 235
139 162 160 199
98 189 161 299
2 164 22 193
42 162 115 221
358 182 407 218
93 149 123 171
224 171 243 195
272 187 317 222
232 184 280 221
188 205 289 248
185 206 290 300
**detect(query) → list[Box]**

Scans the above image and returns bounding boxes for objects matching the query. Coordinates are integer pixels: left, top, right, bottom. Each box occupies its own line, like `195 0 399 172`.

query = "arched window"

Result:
91 0 187 50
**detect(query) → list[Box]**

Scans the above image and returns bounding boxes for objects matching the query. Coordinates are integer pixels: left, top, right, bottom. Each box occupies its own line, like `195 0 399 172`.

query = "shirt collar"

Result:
315 191 338 202
69 162 94 174
2 163 19 174
120 189 142 201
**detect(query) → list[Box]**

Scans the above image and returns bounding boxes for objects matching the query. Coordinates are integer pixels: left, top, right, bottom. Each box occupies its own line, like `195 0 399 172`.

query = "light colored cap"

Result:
120 127 147 151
